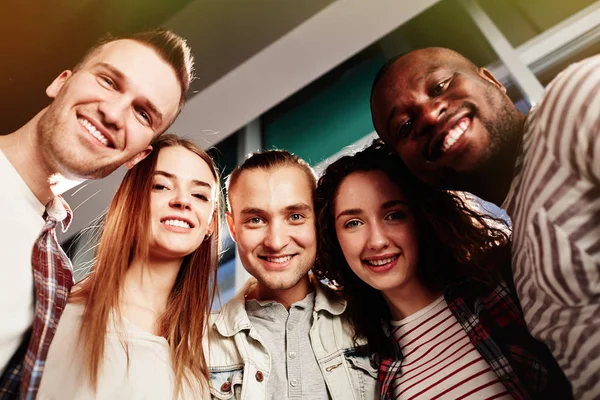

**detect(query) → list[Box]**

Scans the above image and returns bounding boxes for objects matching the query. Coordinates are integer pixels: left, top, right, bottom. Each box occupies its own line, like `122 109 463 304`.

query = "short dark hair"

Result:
226 149 316 212
74 29 195 110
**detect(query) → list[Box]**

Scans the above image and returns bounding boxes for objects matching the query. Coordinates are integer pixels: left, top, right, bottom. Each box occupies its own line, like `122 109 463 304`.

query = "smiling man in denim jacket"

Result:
205 150 378 400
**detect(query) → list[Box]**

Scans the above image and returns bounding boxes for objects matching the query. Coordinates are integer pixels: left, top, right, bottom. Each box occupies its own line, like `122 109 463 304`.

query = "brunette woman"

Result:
314 140 571 400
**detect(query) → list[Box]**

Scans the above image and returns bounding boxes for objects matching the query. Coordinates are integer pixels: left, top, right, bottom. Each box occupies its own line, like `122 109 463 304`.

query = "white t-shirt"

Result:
390 296 512 400
38 303 207 399
0 149 45 372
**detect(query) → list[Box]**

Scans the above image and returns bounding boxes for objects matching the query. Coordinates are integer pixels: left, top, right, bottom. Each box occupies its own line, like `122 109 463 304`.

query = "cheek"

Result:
398 227 420 264
236 230 262 254
196 204 215 226
294 225 317 248
125 120 155 149
336 232 363 266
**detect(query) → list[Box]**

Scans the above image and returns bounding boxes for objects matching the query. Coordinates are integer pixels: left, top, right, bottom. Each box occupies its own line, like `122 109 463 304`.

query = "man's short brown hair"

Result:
74 28 195 110
226 150 317 212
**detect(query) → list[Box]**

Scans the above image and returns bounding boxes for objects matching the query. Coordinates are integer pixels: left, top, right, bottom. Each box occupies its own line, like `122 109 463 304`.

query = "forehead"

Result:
374 51 471 102
335 170 406 210
155 146 214 185
229 166 313 214
81 39 182 126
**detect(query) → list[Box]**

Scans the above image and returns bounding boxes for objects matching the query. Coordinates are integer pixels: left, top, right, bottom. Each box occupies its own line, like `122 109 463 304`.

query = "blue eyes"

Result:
343 211 407 229
344 220 362 229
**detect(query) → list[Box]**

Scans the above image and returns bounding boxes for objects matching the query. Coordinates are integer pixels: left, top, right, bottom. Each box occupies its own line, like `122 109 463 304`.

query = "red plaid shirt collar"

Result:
0 195 73 399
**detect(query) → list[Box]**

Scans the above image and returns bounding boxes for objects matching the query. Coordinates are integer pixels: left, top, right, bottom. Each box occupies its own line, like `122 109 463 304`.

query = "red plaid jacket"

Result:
0 196 73 400
378 276 573 400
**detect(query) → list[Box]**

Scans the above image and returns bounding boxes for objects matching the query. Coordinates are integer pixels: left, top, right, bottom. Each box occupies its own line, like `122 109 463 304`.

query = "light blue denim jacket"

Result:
204 277 379 400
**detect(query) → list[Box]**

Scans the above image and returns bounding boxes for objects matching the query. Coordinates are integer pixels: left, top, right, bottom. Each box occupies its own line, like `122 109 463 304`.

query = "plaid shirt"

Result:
0 196 73 400
378 275 573 400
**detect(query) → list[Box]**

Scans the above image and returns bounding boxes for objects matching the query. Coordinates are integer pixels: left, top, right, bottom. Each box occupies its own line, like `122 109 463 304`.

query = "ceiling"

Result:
0 0 335 133
2 0 597 244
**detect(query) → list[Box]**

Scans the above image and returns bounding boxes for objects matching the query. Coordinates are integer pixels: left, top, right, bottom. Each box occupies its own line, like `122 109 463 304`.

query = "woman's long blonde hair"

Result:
71 134 222 396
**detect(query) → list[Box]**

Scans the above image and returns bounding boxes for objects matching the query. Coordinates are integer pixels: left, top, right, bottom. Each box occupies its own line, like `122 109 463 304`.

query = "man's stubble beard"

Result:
440 88 523 191
37 101 120 181
251 258 313 292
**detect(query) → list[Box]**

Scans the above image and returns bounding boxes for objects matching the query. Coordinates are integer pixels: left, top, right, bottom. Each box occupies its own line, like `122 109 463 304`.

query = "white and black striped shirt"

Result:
502 55 600 398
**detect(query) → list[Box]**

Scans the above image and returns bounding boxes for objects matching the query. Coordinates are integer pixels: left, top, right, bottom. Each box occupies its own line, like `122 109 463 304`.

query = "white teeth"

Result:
78 118 109 147
365 256 398 266
265 255 293 263
163 219 191 228
442 118 469 152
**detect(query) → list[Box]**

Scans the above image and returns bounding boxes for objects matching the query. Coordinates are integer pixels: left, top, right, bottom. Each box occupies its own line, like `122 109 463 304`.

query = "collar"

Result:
212 274 347 338
45 195 73 232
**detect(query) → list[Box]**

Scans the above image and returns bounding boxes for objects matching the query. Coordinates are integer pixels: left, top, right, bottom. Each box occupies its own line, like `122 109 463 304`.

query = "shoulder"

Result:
531 55 600 137
56 302 85 331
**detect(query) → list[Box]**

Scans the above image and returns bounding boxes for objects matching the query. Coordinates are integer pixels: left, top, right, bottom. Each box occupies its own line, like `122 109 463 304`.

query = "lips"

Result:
259 254 295 264
425 112 472 161
362 254 399 267
160 216 195 229
77 116 115 148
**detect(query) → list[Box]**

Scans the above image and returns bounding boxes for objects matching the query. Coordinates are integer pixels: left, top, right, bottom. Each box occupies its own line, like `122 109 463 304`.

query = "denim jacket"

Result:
204 276 379 400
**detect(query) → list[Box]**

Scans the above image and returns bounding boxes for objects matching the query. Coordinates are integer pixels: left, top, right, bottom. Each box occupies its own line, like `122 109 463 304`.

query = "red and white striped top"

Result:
391 296 512 400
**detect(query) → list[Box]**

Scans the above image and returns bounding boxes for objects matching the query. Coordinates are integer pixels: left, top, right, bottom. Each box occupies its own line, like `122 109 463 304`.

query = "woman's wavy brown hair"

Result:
71 134 223 397
313 139 510 357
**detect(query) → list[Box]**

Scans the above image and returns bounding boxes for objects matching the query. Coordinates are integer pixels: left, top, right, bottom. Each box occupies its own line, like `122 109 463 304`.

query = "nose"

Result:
169 188 192 211
98 97 128 130
366 222 390 251
419 98 447 131
263 221 289 252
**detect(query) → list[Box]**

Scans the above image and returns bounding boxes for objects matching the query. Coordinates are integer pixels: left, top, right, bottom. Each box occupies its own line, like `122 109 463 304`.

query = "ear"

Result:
205 208 217 239
124 145 153 169
226 211 237 242
46 70 73 99
478 67 506 93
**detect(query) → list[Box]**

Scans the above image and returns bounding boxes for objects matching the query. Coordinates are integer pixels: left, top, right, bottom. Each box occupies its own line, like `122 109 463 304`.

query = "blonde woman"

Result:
38 134 222 399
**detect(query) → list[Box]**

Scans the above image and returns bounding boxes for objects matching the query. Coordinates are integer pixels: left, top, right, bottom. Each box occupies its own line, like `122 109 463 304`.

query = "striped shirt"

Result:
502 55 600 398
390 296 511 400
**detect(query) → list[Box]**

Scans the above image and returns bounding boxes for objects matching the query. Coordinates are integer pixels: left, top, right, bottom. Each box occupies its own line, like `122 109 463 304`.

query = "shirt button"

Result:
290 379 299 387
288 351 297 359
220 381 231 392
255 370 264 382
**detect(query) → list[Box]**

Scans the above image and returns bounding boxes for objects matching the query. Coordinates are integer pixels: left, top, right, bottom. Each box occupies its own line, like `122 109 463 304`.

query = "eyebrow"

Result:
285 203 312 213
153 170 212 189
416 64 442 83
385 64 445 134
97 62 164 128
336 199 409 221
239 207 266 216
239 203 312 217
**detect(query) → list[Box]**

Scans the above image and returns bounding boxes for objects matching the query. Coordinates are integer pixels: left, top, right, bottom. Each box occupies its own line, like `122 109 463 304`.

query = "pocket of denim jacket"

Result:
209 367 244 400
344 353 379 379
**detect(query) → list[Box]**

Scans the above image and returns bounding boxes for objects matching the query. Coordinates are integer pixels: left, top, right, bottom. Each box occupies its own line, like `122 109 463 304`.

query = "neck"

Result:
251 275 312 309
123 255 183 314
382 280 442 321
0 109 56 205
